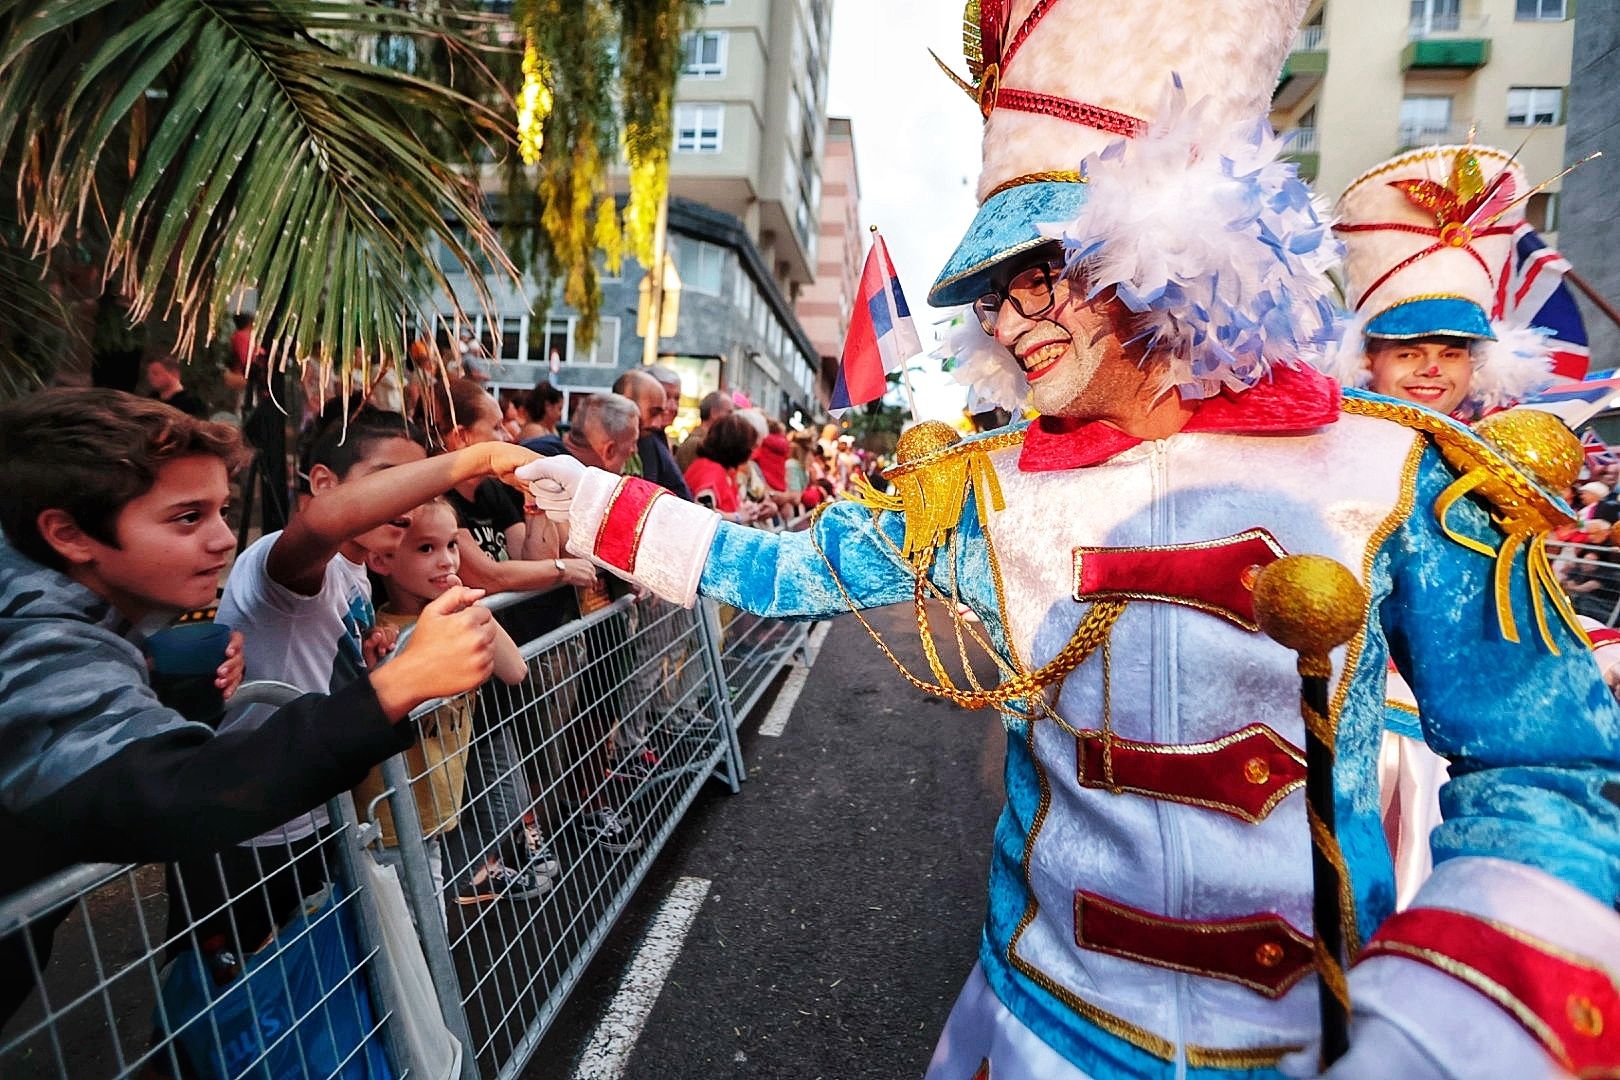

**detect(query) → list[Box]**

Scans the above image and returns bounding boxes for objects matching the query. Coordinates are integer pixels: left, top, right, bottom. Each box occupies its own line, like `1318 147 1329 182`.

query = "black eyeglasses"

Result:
972 259 1067 336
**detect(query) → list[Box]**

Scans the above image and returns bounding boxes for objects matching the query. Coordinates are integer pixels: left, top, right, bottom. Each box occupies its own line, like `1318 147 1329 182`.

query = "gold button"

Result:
1569 994 1604 1038
1254 942 1285 968
1243 756 1271 785
1239 564 1264 591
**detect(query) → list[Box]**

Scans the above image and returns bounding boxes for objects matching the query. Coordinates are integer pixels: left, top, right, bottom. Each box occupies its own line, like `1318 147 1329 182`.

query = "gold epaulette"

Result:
846 421 1023 566
1343 396 1589 653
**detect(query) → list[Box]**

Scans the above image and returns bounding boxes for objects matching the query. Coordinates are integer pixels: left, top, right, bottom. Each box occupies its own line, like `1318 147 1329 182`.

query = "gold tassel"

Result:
1434 467 1589 653
847 442 1004 565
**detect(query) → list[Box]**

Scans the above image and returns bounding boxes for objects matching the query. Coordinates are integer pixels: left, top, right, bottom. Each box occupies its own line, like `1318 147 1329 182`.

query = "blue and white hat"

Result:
1319 144 1556 412
931 0 1342 408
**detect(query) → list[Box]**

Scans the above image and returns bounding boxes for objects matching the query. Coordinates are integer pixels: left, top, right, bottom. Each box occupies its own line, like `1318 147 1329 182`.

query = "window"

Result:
1527 192 1559 233
674 103 723 153
1399 95 1453 143
497 317 522 362
671 235 726 296
580 317 621 366
680 31 727 78
1516 0 1566 19
1409 0 1460 34
1507 87 1564 127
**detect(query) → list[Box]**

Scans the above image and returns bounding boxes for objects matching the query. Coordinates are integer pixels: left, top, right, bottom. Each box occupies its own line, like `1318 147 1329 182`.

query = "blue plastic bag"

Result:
157 884 394 1080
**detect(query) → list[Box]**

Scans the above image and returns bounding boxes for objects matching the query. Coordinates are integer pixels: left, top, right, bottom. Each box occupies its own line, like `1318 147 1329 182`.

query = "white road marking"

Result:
757 663 811 737
570 876 713 1080
806 620 832 662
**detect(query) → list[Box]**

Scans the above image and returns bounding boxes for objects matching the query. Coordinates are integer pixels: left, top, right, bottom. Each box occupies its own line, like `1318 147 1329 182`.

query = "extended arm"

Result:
1339 446 1620 1076
268 443 537 595
532 465 918 617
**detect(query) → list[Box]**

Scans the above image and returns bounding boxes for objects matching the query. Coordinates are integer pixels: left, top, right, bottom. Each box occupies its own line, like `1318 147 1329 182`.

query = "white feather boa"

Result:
1038 79 1342 400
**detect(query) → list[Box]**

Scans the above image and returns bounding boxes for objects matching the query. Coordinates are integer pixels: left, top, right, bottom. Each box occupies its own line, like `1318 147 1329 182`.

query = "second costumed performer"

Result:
519 1 1620 1077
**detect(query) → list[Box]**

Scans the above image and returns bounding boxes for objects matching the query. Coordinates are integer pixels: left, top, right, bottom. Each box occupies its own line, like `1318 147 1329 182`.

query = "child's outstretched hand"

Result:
215 631 245 700
363 624 400 668
371 586 497 721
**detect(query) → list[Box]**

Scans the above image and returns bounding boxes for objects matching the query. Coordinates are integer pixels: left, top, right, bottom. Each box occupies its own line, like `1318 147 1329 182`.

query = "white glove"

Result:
515 455 585 522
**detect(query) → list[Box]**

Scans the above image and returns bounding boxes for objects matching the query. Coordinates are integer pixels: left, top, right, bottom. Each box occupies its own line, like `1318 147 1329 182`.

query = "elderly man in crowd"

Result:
612 369 691 500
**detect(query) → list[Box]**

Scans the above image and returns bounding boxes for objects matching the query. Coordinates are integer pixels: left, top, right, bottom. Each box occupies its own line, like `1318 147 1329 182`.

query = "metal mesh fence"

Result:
2 590 761 1080
1552 540 1620 626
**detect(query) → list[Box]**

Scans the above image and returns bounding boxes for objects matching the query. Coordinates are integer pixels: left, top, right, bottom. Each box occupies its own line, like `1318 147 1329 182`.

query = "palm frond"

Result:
0 237 73 398
0 0 520 388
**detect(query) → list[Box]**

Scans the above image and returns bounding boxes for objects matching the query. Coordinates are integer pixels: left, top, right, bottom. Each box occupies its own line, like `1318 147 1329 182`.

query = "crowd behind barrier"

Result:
0 590 817 1080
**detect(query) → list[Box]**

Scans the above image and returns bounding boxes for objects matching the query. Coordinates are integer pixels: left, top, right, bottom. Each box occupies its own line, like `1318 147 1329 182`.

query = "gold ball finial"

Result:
1473 409 1583 493
1252 556 1367 658
896 420 962 464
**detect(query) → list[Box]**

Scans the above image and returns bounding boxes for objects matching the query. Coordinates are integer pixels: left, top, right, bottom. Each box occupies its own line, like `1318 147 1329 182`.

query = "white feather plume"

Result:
1038 78 1343 400
937 312 1029 413
1470 322 1556 413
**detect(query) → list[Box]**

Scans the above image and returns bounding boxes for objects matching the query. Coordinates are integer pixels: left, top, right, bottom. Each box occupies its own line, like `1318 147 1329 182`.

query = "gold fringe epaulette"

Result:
1343 396 1590 653
846 421 1022 566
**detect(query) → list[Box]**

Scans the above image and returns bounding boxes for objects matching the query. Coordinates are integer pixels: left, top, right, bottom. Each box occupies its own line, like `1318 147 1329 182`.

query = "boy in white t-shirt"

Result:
198 408 542 945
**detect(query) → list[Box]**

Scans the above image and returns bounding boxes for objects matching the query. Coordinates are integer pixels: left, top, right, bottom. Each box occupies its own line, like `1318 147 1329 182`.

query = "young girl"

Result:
361 500 549 906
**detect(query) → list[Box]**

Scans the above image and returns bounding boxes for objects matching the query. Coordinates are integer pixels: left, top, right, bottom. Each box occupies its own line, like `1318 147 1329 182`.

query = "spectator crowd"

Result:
0 341 886 1052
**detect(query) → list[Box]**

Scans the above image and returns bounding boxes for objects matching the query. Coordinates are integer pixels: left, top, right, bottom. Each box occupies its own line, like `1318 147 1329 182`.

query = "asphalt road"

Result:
530 604 1008 1080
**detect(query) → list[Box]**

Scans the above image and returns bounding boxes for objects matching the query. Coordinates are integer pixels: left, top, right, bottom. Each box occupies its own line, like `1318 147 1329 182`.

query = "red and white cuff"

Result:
567 470 720 607
1356 856 1620 1075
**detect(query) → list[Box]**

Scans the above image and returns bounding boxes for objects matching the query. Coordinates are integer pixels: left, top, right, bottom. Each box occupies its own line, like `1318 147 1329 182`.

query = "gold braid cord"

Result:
1342 397 1591 654
811 508 1124 710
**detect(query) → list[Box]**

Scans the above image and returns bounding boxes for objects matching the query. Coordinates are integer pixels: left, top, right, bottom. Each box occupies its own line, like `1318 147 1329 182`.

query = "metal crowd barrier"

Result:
0 589 795 1080
1552 539 1620 626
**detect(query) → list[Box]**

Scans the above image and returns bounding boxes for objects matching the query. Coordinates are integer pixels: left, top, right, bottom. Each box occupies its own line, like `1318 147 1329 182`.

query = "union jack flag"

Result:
1496 222 1589 381
1582 429 1618 469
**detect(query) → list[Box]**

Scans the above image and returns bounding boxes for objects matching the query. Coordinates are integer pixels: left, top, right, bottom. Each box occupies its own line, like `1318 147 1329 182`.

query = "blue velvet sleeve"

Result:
697 500 918 619
1381 447 1620 903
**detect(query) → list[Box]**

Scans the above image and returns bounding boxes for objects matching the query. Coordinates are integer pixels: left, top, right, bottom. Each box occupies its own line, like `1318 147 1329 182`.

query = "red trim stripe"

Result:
593 476 665 574
1362 907 1620 1074
994 88 1146 138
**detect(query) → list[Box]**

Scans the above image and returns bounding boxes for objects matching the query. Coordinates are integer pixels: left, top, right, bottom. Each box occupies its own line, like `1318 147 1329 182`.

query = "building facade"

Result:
1270 0 1575 235
433 0 834 422
793 116 861 403
1551 2 1620 373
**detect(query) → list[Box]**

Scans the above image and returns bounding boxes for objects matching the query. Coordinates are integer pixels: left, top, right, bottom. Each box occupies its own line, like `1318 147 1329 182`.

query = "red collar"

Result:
1017 365 1343 472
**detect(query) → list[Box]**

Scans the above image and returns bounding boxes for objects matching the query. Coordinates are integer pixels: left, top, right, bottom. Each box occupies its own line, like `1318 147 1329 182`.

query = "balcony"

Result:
1274 26 1327 111
1402 16 1491 71
1396 123 1476 152
1280 127 1320 181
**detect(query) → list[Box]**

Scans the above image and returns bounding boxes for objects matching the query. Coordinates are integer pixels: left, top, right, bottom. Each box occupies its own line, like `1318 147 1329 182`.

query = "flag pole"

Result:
872 224 921 424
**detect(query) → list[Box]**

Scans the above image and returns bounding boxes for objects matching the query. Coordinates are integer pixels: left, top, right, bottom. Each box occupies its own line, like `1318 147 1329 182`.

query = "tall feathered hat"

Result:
930 0 1341 409
1316 143 1562 412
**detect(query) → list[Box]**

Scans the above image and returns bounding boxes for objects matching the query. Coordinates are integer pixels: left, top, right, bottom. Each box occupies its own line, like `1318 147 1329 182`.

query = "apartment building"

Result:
431 0 834 422
1270 0 1575 235
793 117 862 404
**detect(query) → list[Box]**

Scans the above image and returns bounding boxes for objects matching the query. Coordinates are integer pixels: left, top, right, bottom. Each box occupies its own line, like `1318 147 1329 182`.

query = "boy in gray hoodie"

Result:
0 388 507 1022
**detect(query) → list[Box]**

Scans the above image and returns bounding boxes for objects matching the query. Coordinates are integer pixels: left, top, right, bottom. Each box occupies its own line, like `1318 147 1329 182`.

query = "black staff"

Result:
1252 554 1367 1069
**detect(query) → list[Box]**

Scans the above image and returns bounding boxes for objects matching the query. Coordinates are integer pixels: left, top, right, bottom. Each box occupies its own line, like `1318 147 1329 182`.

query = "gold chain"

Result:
810 507 1124 711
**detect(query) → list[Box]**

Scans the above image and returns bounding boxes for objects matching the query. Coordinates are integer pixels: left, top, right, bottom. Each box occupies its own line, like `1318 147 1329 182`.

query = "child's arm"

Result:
268 442 538 594
491 623 526 685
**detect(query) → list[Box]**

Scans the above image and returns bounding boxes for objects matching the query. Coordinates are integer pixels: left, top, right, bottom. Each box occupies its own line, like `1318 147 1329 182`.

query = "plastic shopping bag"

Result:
359 853 462 1080
156 884 394 1080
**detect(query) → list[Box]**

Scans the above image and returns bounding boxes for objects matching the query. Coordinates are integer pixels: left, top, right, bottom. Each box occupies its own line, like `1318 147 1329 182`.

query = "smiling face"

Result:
1366 336 1475 416
987 257 1138 417
384 503 462 608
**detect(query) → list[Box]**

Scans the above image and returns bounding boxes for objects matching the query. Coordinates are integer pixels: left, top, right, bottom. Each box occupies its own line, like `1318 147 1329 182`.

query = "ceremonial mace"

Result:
1252 555 1368 1068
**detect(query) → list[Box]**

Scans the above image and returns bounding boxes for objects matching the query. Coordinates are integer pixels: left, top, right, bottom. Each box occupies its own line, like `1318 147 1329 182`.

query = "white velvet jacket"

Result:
553 374 1620 1080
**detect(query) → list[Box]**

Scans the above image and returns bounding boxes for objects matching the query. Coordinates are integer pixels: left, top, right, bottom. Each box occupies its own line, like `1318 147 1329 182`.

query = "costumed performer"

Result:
1316 143 1586 908
520 3 1620 1078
